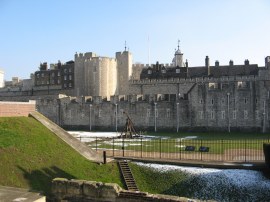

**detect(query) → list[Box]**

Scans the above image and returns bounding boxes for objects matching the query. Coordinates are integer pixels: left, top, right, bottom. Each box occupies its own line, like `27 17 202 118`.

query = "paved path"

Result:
0 186 45 202
29 111 103 163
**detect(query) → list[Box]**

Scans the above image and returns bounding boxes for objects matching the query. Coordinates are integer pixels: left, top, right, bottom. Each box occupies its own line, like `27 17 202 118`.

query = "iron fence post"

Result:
222 139 224 162
201 139 203 161
122 137 125 157
180 138 182 160
245 139 247 162
160 138 162 159
113 137 114 157
96 137 97 151
141 137 143 158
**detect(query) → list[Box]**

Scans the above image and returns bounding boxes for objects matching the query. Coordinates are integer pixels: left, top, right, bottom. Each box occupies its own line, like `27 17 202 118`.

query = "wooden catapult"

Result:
120 111 140 138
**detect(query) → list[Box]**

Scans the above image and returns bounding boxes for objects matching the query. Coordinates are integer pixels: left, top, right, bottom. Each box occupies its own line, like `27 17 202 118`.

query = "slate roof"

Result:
140 64 259 79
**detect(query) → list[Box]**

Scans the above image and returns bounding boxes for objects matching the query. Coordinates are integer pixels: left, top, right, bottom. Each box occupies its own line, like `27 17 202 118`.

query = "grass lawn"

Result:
145 131 270 139
0 117 123 195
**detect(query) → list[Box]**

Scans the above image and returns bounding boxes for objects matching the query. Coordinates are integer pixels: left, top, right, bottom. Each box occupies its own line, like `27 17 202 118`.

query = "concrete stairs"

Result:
118 160 139 192
29 111 103 163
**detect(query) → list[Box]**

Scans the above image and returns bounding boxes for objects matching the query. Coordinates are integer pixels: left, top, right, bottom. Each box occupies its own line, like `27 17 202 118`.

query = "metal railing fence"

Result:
77 136 269 163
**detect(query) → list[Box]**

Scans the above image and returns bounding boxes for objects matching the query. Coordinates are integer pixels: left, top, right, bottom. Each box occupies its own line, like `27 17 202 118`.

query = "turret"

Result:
172 40 184 67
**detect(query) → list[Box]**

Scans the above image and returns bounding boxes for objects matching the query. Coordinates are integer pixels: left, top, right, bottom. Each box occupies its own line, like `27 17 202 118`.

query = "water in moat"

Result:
135 162 270 202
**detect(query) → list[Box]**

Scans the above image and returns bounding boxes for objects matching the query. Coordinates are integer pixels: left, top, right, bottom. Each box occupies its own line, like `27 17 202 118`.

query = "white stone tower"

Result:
116 45 133 95
172 40 184 67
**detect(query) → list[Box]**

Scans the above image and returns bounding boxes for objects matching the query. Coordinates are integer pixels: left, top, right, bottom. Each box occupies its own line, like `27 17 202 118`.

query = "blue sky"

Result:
0 0 270 80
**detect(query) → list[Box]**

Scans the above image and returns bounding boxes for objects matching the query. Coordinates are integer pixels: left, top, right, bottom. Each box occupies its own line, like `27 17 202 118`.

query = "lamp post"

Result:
115 103 118 131
89 104 92 131
177 103 179 133
154 102 157 132
227 93 230 133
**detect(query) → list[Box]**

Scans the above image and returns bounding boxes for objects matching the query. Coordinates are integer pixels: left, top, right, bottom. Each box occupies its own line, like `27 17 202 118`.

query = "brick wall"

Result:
0 100 36 117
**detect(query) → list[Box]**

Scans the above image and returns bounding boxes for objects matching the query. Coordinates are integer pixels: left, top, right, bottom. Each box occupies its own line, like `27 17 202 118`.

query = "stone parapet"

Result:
51 178 194 202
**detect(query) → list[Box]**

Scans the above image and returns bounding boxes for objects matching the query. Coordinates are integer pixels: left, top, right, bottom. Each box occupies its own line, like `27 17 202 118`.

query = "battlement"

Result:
82 56 116 63
132 63 175 69
130 74 261 85
75 52 98 59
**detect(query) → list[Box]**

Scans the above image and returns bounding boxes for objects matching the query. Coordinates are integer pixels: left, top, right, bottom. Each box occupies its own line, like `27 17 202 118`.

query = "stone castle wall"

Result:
36 75 270 132
51 178 193 202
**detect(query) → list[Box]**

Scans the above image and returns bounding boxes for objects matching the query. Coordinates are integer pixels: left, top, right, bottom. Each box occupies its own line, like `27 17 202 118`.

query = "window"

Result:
176 68 180 73
237 81 248 89
221 111 225 119
69 68 72 73
210 110 215 119
69 83 72 88
69 75 72 80
255 98 258 104
37 73 40 78
244 110 248 119
147 109 151 117
64 83 67 88
51 80 55 84
64 69 67 73
47 81 49 84
233 110 237 119
209 82 218 89
211 99 214 105
244 98 248 104
147 69 152 74
199 111 203 120
52 72 55 77
64 75 67 81
58 72 61 76
200 99 203 104
161 69 166 74
41 81 44 85
41 73 44 77
58 79 60 84
166 109 171 118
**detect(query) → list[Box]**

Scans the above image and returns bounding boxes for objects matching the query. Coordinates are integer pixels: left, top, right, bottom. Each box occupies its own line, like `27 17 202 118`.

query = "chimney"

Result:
215 60 219 67
244 59 249 66
265 56 270 69
205 56 210 76
229 60 234 66
185 59 188 67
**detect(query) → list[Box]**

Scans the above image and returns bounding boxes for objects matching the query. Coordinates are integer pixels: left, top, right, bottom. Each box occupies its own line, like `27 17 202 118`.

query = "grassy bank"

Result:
129 162 189 196
0 117 123 195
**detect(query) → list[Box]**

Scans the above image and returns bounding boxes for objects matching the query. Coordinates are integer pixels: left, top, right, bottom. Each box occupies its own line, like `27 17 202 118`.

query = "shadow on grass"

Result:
17 165 76 195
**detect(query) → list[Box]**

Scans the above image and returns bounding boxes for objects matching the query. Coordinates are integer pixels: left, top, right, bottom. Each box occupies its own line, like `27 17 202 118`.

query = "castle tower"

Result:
172 40 184 67
74 52 99 97
116 49 133 95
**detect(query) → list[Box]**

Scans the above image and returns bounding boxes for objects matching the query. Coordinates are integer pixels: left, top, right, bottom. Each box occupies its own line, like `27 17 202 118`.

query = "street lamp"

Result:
115 103 118 131
176 103 179 133
154 102 157 132
89 104 92 131
227 93 230 133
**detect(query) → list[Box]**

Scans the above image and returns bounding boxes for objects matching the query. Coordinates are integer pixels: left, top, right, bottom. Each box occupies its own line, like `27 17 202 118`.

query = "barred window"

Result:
221 111 225 119
233 110 237 119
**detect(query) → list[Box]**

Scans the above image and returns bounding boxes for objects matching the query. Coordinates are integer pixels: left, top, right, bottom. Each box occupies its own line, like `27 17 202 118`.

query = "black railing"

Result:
77 136 269 163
